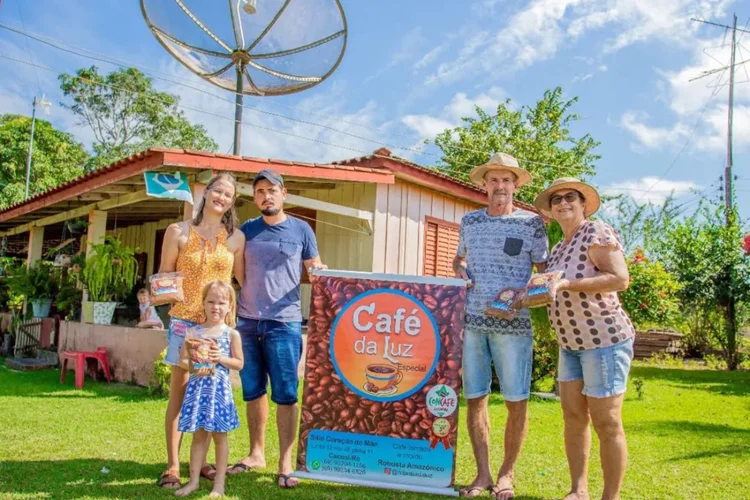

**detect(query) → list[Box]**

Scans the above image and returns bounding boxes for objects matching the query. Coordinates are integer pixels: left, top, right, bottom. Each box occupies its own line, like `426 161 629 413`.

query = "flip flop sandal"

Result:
227 462 252 475
157 472 181 489
200 465 216 481
277 473 299 489
459 485 491 497
491 486 515 499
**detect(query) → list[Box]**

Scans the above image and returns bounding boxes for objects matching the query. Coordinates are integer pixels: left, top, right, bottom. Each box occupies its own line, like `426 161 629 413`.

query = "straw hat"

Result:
469 152 532 187
534 177 601 218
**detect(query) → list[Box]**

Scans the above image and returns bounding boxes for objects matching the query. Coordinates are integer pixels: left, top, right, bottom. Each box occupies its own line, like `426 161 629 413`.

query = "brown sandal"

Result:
200 464 216 481
157 471 181 489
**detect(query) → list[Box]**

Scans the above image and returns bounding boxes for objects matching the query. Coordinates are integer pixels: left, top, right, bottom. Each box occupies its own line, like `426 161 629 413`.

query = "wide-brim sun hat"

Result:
469 152 532 188
534 177 601 218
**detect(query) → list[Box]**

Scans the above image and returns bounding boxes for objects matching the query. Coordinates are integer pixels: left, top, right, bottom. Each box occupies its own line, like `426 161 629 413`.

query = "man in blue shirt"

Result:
229 169 326 489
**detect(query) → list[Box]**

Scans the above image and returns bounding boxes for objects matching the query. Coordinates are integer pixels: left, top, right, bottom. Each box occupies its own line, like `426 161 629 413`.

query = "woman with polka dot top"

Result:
534 177 635 500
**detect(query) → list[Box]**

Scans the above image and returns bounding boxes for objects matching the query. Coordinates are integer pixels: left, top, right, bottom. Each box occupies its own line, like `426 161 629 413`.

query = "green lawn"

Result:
1 361 748 500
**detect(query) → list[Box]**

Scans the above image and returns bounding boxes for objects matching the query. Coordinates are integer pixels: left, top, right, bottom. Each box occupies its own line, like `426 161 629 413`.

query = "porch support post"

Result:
83 210 107 304
26 226 44 268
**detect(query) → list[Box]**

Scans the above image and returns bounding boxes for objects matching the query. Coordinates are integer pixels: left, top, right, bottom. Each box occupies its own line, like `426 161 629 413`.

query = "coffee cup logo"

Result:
330 289 440 402
365 363 403 393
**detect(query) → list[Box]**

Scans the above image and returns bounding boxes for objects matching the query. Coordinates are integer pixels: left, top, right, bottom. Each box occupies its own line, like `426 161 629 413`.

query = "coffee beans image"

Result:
296 276 466 472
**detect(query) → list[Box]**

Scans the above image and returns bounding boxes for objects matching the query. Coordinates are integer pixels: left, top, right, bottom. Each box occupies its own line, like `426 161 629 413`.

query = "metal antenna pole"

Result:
725 13 737 222
24 96 39 200
233 64 244 156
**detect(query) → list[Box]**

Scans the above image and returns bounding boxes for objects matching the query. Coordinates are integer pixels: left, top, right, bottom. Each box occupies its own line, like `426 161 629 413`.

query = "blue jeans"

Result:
558 338 634 398
163 318 198 366
462 329 533 401
237 317 302 405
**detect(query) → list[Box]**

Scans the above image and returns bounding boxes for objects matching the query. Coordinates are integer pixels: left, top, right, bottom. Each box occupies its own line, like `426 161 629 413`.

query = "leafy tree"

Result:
59 66 218 170
600 194 685 257
431 87 600 204
0 114 89 209
660 204 750 370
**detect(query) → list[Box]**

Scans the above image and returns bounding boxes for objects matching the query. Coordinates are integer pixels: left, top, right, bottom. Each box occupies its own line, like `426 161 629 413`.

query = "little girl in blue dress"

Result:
175 280 244 498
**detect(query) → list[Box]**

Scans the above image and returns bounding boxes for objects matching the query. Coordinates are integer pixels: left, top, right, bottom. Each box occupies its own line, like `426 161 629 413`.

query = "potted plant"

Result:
5 260 60 318
81 236 139 325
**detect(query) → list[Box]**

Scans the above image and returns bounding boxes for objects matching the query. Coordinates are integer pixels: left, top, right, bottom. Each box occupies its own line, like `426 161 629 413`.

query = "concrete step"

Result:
5 357 58 371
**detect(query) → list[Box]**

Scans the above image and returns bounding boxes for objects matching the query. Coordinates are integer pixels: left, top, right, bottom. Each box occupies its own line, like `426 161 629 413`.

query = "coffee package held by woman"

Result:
149 272 184 306
522 271 564 308
185 335 215 376
485 287 524 319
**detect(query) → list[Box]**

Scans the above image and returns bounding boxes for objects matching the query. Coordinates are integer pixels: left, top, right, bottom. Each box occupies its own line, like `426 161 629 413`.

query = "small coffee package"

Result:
485 287 524 319
149 272 184 306
185 335 215 376
522 271 564 308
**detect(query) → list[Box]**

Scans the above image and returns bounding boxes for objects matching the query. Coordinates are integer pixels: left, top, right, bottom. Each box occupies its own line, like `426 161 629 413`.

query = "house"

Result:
0 147 536 384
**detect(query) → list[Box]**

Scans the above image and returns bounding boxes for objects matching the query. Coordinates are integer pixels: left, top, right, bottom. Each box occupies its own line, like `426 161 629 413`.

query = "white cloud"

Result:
620 112 690 149
621 30 750 153
601 176 700 205
413 44 447 72
423 0 736 86
400 115 455 141
400 86 507 140
364 27 426 83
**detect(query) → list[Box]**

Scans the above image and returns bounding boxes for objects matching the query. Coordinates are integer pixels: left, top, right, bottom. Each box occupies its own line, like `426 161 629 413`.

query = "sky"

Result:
0 0 749 218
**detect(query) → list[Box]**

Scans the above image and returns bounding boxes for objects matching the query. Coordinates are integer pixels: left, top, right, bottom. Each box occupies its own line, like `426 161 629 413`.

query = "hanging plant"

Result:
82 236 139 303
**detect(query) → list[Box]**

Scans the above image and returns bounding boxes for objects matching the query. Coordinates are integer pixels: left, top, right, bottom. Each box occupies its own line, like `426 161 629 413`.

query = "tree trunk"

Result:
724 297 739 371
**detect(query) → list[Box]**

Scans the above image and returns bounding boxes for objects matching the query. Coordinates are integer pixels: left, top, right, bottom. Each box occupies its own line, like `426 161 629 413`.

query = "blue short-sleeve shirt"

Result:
457 208 549 335
237 215 318 322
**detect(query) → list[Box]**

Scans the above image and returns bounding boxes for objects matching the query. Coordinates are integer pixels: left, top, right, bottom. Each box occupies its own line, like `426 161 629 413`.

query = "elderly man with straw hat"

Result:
453 153 549 499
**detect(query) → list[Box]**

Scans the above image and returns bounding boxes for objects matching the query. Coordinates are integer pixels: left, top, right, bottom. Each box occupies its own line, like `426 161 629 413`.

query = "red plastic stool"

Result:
86 347 112 383
60 351 86 389
60 348 112 389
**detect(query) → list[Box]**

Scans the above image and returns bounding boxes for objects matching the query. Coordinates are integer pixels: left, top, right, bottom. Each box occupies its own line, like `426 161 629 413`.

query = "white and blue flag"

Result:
144 172 193 203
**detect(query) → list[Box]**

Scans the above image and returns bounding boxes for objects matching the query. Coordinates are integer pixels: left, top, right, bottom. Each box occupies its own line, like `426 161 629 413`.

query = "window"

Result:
423 216 460 278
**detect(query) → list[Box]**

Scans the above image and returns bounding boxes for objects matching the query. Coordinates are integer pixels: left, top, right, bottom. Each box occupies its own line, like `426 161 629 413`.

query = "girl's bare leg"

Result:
210 433 229 497
176 430 211 497
164 365 189 483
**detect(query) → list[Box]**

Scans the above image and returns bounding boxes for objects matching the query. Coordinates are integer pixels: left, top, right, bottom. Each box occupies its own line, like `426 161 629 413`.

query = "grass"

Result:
1 361 749 500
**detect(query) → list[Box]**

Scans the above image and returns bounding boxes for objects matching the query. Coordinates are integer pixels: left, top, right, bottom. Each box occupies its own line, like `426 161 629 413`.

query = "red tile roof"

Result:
334 148 540 214
0 148 393 223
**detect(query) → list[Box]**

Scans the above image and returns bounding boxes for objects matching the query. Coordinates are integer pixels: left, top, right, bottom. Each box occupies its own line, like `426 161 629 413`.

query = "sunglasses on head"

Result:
549 192 583 207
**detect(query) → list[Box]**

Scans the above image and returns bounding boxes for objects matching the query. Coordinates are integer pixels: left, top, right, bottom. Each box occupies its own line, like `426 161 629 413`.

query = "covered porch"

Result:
0 148 393 383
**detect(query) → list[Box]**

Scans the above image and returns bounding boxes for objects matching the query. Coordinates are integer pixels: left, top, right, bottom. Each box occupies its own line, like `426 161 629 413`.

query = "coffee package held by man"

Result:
522 271 564 308
185 335 215 376
148 272 184 306
485 287 524 319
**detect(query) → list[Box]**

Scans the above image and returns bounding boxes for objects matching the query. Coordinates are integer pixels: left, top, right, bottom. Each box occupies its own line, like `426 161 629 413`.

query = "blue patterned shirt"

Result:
457 208 549 335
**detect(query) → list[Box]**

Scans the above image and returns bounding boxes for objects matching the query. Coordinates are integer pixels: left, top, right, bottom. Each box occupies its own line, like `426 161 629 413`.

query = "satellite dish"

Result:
141 0 348 155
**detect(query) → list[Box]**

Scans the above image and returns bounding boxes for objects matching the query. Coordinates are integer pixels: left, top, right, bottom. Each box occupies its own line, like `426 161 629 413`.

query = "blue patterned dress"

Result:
178 325 240 433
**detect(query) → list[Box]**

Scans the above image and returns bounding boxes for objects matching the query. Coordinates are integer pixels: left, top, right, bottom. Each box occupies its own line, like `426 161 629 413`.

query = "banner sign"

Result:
295 270 467 497
144 171 193 203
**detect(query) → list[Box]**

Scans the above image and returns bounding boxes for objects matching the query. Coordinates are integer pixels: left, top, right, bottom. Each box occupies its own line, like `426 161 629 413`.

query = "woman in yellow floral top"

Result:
534 178 634 500
157 172 245 489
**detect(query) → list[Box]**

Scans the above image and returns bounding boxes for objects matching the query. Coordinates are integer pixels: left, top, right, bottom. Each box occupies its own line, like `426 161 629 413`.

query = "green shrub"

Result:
620 249 682 330
632 377 645 399
644 351 684 368
531 307 558 391
147 347 171 397
704 354 728 371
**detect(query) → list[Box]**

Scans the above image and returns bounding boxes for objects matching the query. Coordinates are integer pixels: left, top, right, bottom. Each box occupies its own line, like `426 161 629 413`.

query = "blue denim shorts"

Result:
462 329 533 401
558 338 634 398
237 317 302 405
163 318 198 366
